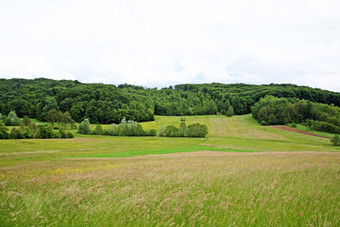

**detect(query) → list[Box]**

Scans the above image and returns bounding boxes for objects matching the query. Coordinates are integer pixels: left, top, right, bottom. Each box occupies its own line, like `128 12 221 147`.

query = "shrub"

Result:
160 123 208 138
306 120 340 134
59 129 68 138
67 132 74 138
89 130 96 135
148 129 157 136
23 116 31 126
101 118 154 137
5 111 20 126
95 124 103 135
36 125 55 138
53 132 61 139
179 123 186 137
78 118 91 134
186 123 208 138
331 135 340 146
10 128 24 139
24 127 34 138
159 124 165 136
0 120 9 139
226 106 234 117
164 125 179 137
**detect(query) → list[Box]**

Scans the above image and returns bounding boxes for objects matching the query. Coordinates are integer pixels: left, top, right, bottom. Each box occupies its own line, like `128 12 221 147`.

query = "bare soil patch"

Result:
269 125 331 139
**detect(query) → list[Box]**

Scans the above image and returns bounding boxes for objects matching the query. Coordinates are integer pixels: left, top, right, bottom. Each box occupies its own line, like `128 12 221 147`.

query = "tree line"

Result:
77 118 208 138
78 117 157 136
0 78 339 124
252 96 340 134
159 122 208 138
0 115 73 139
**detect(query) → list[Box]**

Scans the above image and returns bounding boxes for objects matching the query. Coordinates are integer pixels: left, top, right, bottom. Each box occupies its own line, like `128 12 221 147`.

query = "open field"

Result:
1 114 339 226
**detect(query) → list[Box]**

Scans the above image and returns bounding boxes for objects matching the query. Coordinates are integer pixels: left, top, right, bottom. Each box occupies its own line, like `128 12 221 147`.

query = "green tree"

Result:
252 96 292 125
186 123 208 138
0 120 9 139
226 106 234 117
78 118 91 134
36 125 55 139
159 124 165 136
23 115 31 126
46 109 59 127
330 135 340 146
59 128 68 138
148 129 157 136
62 111 73 129
95 124 103 135
5 110 20 126
179 122 186 137
39 96 58 121
164 125 179 137
10 128 24 139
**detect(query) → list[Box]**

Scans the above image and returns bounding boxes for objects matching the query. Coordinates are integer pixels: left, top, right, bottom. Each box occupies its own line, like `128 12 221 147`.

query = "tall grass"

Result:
0 114 339 226
0 152 339 226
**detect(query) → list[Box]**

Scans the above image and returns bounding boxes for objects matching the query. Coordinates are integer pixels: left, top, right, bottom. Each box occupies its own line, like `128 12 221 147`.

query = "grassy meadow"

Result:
0 114 339 226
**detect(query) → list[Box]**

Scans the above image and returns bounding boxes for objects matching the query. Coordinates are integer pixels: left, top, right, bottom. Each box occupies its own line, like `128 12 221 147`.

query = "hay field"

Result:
0 115 339 226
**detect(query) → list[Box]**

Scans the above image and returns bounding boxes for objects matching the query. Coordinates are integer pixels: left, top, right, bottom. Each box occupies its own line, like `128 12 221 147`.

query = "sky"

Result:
0 0 339 91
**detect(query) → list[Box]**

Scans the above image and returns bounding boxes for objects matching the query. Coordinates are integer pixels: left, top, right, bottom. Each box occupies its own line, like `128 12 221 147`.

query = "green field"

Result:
1 115 339 226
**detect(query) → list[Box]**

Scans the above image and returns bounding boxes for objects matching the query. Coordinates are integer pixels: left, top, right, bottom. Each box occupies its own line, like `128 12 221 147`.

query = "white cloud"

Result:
0 0 339 91
0 55 75 80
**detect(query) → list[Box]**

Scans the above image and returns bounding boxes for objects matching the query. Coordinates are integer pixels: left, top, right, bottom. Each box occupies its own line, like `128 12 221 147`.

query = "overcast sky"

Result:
0 0 339 91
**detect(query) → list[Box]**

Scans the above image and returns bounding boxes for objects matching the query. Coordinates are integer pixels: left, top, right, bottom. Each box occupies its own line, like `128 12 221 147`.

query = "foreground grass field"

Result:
1 115 339 226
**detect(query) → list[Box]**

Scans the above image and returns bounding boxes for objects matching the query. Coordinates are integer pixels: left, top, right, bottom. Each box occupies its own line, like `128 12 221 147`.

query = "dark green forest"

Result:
252 96 340 134
0 78 339 125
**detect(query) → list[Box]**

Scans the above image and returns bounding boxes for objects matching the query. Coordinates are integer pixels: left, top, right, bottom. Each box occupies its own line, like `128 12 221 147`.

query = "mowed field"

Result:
0 115 339 226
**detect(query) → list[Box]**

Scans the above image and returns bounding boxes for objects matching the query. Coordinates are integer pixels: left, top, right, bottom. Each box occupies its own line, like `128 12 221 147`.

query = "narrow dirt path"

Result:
268 125 331 139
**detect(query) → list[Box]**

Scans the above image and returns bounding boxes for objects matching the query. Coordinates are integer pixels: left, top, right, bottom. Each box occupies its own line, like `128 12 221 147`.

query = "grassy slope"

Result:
0 115 339 226
2 115 339 165
1 115 339 165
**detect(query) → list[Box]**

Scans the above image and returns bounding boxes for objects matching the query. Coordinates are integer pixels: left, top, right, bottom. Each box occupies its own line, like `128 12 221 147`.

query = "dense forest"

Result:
252 96 340 134
0 78 339 125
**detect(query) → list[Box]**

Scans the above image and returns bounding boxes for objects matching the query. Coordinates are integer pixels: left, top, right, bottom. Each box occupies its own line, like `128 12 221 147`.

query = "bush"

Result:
164 125 179 137
186 123 208 138
306 120 340 134
36 125 55 139
78 118 91 134
95 124 103 135
226 106 234 117
179 123 186 137
24 127 34 138
23 116 31 126
10 128 24 139
0 120 9 139
100 118 155 137
148 129 157 136
331 135 340 146
67 131 74 138
160 123 208 138
89 130 96 135
5 110 20 126
53 132 61 139
59 129 68 138
159 124 165 136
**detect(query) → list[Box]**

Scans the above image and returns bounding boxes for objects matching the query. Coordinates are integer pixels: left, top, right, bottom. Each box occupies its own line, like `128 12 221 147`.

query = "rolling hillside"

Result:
0 115 339 226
